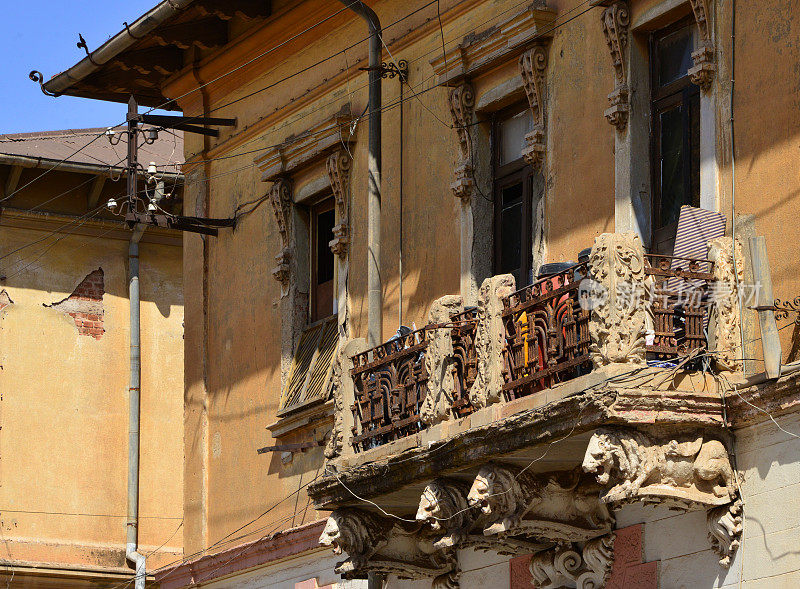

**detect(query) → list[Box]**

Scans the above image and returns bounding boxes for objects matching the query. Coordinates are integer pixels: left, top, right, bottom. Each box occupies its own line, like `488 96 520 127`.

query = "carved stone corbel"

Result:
268 177 293 286
327 150 352 257
529 535 615 589
599 2 630 130
320 508 458 583
707 499 743 567
466 464 614 537
586 232 648 367
448 82 476 201
416 478 479 550
707 237 744 371
422 295 465 425
469 274 516 408
689 0 715 92
519 44 549 169
582 428 737 508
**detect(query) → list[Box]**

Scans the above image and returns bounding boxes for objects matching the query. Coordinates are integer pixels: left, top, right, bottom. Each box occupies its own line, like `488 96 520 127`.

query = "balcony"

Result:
312 233 747 587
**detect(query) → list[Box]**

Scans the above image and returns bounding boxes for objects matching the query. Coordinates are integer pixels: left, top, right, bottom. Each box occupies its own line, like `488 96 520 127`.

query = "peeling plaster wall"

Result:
0 223 184 571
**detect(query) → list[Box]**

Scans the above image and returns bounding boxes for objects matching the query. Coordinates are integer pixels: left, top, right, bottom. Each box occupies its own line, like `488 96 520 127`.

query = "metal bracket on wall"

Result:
359 60 408 82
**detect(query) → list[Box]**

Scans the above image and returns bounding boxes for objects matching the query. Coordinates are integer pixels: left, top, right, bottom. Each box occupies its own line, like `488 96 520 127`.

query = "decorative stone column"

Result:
586 232 648 367
707 236 744 371
422 295 465 426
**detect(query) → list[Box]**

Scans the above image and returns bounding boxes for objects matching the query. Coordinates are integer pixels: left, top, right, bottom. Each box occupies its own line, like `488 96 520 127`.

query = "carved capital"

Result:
448 83 476 200
422 295 465 425
600 2 630 87
529 535 615 589
582 428 737 508
469 274 516 408
604 85 629 131
271 247 291 287
689 45 716 92
519 45 548 168
327 150 352 257
586 232 647 366
707 237 744 371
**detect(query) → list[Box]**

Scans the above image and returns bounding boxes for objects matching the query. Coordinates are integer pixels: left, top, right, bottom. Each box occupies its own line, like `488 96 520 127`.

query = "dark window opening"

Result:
650 17 701 255
493 104 538 286
311 198 335 322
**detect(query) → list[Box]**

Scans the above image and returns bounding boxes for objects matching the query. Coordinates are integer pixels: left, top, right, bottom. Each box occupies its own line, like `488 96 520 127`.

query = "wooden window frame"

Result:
310 197 335 323
492 103 536 285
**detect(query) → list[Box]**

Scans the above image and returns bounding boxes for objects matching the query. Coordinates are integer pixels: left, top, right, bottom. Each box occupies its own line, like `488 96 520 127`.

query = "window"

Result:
311 198 336 322
493 105 538 286
650 18 701 254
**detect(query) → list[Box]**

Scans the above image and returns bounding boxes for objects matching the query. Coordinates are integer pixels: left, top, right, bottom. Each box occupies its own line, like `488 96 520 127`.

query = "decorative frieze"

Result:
707 237 744 371
448 83 476 200
519 44 549 169
598 1 630 130
586 232 648 367
268 177 292 286
469 274 516 408
688 0 715 92
422 295 465 425
326 150 352 257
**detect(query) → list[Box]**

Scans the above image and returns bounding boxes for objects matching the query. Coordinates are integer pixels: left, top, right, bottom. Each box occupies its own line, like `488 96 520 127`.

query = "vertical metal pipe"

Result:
125 96 146 589
338 0 382 347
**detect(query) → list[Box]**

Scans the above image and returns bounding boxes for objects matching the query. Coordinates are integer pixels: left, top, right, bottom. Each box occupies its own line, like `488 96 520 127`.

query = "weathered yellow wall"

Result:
0 212 184 571
168 0 800 554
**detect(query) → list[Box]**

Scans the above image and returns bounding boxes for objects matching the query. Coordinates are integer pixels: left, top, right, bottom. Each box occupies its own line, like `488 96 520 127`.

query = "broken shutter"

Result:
278 315 339 414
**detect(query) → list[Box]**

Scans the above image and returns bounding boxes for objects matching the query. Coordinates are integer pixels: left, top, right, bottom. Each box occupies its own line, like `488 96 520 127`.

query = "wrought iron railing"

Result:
501 262 592 401
450 307 478 418
644 254 715 361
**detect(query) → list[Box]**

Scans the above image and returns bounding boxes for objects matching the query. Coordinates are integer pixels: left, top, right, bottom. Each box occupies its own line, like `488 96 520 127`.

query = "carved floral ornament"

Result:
519 44 549 169
268 177 292 286
596 0 630 131
447 82 476 201
689 0 715 91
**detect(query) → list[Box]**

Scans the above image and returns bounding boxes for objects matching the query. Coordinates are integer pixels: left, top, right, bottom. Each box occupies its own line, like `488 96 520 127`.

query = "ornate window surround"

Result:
429 5 556 303
255 107 356 437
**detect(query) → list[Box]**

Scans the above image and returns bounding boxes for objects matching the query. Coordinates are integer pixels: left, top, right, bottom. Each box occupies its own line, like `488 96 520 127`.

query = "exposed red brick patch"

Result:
46 269 105 339
0 289 13 312
607 524 659 589
510 552 534 588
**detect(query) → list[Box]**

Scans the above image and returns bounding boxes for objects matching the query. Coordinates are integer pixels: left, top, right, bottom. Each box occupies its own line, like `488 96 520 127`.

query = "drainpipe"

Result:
127 223 146 589
338 0 382 347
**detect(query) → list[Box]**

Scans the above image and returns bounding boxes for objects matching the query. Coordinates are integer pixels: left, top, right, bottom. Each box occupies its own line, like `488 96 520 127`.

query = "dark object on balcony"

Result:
537 262 576 278
578 248 592 263
502 262 592 400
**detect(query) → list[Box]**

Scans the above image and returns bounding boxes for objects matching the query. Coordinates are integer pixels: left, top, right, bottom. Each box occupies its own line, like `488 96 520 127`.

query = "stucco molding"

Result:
597 1 630 130
707 237 744 371
268 177 293 286
326 149 352 257
707 499 743 567
422 295 466 425
448 82 476 200
430 5 556 86
469 274 516 408
587 232 648 367
688 0 715 92
518 44 549 169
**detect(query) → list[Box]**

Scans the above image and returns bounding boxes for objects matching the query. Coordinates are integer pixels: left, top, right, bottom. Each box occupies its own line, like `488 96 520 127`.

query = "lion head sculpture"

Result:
417 479 475 549
319 508 392 570
466 463 523 528
582 428 652 489
581 430 619 486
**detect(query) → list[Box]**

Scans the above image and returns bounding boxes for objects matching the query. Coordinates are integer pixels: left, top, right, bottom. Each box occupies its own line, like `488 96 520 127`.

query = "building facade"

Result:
0 129 185 587
34 0 800 587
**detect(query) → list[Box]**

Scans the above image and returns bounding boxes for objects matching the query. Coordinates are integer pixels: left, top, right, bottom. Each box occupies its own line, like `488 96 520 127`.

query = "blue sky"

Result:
0 1 172 134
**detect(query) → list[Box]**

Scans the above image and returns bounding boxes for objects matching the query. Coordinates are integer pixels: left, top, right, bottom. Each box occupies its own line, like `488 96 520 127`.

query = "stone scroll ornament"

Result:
326 150 351 257
422 295 465 425
320 507 457 583
599 1 630 130
448 82 476 201
469 274 516 408
582 428 742 568
268 177 293 287
688 0 715 91
706 236 744 372
585 232 647 367
529 535 615 589
519 44 548 169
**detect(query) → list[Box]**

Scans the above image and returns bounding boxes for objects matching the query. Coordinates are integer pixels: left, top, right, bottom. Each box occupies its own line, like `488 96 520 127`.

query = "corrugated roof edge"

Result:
40 0 196 98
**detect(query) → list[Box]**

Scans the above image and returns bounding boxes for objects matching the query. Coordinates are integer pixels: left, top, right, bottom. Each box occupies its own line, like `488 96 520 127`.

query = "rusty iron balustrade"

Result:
644 254 715 360
350 311 478 451
501 262 592 401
